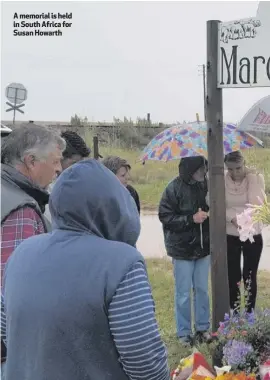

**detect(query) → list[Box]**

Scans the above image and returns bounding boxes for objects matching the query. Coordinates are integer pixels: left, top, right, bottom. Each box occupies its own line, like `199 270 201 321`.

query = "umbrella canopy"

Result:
141 121 263 162
238 95 270 135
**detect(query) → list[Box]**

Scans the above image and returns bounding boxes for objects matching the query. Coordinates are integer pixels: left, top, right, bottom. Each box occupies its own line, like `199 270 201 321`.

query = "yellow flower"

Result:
180 356 194 368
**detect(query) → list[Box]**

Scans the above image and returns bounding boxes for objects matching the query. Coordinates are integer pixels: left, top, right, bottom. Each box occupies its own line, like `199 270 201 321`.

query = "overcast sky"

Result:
1 1 269 124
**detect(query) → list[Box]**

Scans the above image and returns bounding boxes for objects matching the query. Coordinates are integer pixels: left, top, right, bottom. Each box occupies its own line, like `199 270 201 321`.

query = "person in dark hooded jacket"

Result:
159 156 211 345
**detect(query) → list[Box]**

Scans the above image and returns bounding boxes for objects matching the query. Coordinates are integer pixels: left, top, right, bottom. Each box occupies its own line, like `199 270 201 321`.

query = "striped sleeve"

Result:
1 293 7 362
108 261 170 380
1 294 6 346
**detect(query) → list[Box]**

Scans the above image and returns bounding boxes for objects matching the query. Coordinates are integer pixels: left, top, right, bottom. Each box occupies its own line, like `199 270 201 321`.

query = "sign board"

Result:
217 2 270 88
5 83 27 104
238 95 270 134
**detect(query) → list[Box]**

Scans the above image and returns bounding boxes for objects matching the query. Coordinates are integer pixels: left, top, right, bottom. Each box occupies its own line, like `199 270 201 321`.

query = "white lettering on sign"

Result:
217 2 270 88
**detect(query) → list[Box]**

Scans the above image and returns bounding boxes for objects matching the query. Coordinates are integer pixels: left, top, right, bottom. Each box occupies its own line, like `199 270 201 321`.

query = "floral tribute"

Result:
171 352 256 380
212 310 270 375
171 310 270 380
237 195 270 242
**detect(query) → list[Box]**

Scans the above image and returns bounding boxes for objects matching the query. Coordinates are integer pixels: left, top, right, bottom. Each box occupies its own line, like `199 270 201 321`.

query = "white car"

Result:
1 124 12 145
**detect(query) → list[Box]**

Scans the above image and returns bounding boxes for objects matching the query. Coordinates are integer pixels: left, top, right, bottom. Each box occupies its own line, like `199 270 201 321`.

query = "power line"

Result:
198 64 207 121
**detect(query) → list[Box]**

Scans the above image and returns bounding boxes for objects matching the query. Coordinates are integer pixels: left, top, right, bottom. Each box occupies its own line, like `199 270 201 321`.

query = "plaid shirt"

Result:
1 207 45 361
1 207 45 285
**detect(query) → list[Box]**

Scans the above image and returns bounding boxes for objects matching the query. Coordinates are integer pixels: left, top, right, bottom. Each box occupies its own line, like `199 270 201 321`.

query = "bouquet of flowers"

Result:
171 351 256 380
171 352 215 380
237 195 270 243
209 310 270 377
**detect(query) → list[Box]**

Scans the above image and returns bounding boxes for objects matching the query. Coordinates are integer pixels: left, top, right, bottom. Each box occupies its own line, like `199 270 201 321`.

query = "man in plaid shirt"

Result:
1 129 91 280
1 124 66 365
1 127 91 366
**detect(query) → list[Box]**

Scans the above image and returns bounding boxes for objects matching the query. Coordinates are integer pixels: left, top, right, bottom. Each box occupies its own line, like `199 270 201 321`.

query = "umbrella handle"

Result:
198 208 204 249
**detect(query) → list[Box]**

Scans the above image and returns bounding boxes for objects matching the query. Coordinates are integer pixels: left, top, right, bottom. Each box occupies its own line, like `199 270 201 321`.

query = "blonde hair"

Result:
224 151 260 176
224 150 244 164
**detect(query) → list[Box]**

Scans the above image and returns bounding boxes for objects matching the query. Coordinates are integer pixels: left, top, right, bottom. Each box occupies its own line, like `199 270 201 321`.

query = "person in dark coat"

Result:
60 131 91 170
45 131 91 222
159 156 211 346
102 156 140 214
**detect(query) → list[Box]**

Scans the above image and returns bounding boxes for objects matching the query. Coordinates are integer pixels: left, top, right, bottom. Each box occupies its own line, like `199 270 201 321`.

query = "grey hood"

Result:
49 159 140 247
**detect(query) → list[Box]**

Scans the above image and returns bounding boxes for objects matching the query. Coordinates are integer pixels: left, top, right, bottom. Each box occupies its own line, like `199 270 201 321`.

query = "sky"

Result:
1 1 270 124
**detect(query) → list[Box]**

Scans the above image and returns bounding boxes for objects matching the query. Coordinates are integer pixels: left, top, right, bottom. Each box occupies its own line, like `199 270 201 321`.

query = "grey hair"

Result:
1 123 66 165
102 156 131 174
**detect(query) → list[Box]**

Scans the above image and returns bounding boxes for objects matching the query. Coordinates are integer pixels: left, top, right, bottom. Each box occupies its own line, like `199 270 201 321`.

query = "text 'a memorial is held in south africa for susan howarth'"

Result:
13 12 73 36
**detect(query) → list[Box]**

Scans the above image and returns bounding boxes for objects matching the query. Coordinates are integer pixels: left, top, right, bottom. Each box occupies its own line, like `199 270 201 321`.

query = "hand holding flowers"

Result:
236 195 270 243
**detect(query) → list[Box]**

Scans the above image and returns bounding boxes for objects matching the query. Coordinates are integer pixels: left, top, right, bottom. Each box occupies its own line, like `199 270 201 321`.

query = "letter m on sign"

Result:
219 46 238 86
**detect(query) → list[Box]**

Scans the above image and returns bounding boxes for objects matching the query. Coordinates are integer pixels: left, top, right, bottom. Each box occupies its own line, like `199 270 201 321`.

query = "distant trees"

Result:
70 114 89 126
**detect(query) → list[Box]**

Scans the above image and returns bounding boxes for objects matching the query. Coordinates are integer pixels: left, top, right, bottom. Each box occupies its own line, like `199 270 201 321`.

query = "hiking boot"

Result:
194 331 212 344
178 335 193 346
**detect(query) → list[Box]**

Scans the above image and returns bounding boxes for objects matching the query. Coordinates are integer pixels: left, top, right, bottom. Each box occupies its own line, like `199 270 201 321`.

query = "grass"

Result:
146 258 270 370
95 144 270 209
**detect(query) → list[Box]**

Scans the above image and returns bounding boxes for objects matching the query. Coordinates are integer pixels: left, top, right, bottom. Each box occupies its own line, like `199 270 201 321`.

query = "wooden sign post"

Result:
206 1 270 333
93 136 99 160
206 20 229 332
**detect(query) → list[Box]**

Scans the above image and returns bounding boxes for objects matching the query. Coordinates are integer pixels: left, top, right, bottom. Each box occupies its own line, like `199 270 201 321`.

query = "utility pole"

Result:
206 20 230 334
202 64 206 121
198 64 207 121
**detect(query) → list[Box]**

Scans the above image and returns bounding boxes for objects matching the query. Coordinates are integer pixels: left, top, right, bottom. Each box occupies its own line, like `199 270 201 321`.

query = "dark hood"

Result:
178 156 208 184
49 159 140 247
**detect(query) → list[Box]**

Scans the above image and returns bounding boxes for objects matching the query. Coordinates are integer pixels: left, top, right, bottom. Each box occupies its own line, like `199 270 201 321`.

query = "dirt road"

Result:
137 214 270 271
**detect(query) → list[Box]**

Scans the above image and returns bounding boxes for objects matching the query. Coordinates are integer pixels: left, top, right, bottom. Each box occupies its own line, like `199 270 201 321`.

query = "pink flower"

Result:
237 208 256 243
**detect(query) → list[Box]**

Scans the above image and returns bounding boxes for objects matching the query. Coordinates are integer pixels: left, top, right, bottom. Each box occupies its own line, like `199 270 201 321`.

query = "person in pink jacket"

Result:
224 151 266 313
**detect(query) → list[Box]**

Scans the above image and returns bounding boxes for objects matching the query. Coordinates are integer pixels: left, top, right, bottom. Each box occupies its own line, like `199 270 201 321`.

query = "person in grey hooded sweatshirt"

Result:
3 159 169 380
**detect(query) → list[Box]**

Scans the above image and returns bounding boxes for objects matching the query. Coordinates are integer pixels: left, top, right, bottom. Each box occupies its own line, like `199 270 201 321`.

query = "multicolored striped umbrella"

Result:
141 122 262 162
